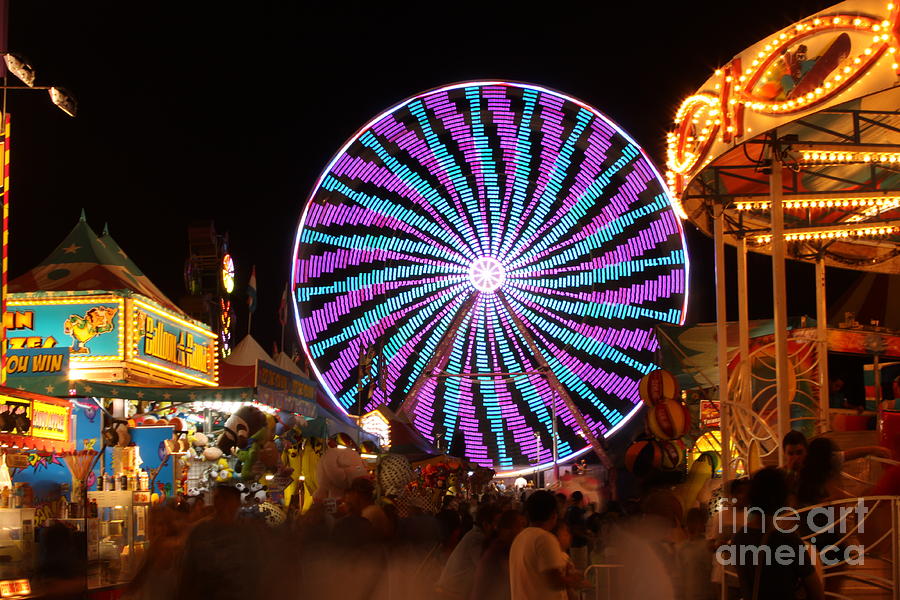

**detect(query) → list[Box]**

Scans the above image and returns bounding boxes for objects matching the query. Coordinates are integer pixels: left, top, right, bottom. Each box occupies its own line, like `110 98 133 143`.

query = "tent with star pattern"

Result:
9 211 179 311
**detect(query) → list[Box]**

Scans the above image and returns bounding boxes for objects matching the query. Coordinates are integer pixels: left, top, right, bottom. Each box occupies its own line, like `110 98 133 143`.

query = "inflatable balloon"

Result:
659 440 685 471
676 452 714 514
697 450 720 473
647 399 691 440
639 369 680 407
625 440 662 475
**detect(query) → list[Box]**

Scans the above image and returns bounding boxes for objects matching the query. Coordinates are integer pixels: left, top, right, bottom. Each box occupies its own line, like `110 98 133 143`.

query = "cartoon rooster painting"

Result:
63 306 117 354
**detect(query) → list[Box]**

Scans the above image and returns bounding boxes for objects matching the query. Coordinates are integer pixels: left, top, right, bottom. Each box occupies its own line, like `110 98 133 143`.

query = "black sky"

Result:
6 0 858 352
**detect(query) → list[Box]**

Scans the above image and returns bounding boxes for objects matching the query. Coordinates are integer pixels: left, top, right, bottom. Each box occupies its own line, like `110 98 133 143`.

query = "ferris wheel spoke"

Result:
509 178 667 274
402 100 488 257
318 174 473 265
498 104 594 262
509 145 644 268
505 137 638 266
421 89 503 254
357 126 483 259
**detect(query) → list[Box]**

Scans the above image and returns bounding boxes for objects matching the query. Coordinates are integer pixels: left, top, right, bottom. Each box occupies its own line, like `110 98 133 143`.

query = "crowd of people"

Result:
37 430 900 600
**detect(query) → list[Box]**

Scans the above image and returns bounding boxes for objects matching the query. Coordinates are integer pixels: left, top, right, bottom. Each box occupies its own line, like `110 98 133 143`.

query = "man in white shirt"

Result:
509 490 580 600
436 503 501 599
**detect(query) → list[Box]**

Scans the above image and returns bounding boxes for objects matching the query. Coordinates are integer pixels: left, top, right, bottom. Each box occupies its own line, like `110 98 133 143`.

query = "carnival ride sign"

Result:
4 299 122 361
132 304 216 385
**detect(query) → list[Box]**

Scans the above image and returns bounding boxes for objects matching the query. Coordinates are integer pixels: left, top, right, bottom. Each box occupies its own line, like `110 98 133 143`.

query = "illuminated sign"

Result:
6 348 69 377
31 400 68 441
132 301 216 385
222 254 235 294
5 298 123 361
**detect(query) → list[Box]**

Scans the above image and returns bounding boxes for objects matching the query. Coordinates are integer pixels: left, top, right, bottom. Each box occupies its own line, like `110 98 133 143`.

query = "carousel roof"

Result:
9 213 180 310
667 0 900 273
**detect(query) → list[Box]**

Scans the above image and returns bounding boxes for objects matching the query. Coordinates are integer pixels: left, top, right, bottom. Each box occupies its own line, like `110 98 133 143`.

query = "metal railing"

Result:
583 563 622 600
720 496 900 600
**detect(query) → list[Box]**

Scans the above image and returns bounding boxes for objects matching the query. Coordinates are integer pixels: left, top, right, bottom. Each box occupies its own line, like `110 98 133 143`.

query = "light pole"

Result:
0 52 76 388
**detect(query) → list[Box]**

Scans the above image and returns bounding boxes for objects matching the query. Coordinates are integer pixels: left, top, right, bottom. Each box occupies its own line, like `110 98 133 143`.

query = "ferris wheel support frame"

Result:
398 293 479 420
496 291 613 471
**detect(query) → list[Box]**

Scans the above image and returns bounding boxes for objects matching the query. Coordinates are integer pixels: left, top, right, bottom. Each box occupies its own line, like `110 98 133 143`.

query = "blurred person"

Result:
608 488 683 600
564 491 589 573
337 476 391 541
176 484 264 600
708 478 750 599
509 490 582 600
731 467 823 600
437 502 500 599
677 508 713 600
35 522 86 600
470 509 526 600
551 521 584 600
554 492 567 518
124 502 186 599
782 430 808 498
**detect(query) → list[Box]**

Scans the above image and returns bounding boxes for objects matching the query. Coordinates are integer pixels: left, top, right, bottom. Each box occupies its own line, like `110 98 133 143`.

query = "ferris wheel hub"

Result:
468 256 506 293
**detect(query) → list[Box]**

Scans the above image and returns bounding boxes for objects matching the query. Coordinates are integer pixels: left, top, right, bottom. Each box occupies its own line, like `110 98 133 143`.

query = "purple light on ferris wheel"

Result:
291 81 689 473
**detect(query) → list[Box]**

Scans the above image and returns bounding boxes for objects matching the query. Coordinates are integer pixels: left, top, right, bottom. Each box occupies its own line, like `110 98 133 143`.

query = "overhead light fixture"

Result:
48 87 76 117
3 53 35 87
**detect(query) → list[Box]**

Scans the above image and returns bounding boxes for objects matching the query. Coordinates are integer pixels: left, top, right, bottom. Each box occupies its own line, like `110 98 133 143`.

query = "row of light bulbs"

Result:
755 225 898 244
735 197 900 210
799 151 900 164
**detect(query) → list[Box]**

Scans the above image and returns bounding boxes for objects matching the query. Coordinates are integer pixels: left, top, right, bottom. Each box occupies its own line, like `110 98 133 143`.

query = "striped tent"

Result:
9 213 178 311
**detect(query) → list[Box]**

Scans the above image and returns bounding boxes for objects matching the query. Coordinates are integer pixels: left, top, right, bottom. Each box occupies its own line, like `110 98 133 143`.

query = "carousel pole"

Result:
770 136 791 466
815 255 830 433
737 236 751 412
713 204 732 482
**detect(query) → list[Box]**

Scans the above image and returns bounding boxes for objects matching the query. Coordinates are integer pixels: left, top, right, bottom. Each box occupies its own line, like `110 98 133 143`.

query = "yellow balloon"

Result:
676 456 713 515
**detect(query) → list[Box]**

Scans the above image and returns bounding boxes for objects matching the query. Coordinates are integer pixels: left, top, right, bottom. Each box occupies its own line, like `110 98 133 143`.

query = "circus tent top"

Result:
666 0 900 273
10 212 180 310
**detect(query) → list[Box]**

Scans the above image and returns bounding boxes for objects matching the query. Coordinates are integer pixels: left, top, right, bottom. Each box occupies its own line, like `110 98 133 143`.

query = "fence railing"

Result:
583 563 622 600
719 496 900 600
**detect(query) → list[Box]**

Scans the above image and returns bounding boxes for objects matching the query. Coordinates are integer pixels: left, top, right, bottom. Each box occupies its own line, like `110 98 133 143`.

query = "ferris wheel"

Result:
291 81 688 473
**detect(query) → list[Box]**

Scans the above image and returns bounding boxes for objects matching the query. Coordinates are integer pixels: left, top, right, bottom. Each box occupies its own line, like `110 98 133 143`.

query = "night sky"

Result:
6 0 855 353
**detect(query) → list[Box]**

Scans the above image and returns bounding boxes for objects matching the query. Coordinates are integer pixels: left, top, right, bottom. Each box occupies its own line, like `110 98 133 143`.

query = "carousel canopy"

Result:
667 1 900 273
9 213 179 310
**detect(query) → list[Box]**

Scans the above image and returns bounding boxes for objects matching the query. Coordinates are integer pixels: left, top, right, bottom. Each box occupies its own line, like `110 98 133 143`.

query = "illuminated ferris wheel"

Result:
291 81 688 473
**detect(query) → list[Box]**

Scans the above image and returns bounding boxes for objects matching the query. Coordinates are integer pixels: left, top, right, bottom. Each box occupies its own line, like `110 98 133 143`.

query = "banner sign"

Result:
700 400 720 429
31 400 69 441
5 299 122 361
256 360 317 416
133 304 216 385
6 348 69 377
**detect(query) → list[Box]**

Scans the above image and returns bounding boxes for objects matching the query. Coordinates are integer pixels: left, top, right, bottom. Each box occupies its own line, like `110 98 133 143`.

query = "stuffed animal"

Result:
216 406 267 454
376 454 414 498
236 481 267 504
314 447 368 501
